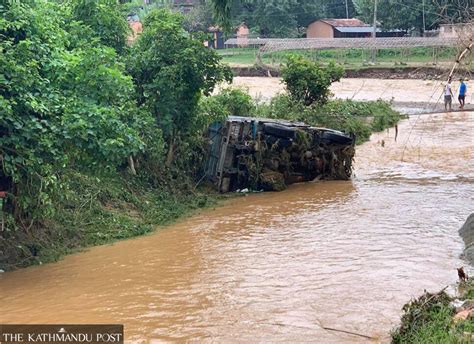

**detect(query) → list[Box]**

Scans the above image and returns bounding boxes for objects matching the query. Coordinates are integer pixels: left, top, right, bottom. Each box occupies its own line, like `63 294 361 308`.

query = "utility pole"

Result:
345 0 349 19
371 0 377 63
422 0 426 36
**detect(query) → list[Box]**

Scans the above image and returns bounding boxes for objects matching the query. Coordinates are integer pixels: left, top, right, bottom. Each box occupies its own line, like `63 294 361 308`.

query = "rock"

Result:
459 214 474 264
454 309 474 322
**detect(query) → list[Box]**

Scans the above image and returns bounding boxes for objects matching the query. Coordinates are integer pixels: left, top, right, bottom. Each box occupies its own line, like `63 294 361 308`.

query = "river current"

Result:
1 111 473 343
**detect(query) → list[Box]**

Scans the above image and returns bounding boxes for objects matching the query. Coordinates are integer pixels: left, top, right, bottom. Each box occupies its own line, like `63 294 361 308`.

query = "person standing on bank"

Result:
458 78 467 109
444 78 454 112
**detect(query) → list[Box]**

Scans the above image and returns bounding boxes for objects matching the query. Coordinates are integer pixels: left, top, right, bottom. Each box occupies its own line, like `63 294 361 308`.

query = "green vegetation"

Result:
0 0 400 271
215 57 400 144
0 1 230 270
254 95 399 144
281 56 344 105
218 47 459 68
392 282 474 343
211 0 468 37
1 171 221 270
355 0 471 33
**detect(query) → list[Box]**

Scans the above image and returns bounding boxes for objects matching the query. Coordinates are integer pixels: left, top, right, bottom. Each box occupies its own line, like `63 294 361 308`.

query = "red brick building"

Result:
307 19 372 38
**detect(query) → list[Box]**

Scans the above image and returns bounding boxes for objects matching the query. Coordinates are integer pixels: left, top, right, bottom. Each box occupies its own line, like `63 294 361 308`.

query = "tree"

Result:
281 56 344 105
434 0 473 23
183 1 216 32
128 9 232 167
71 0 130 52
354 0 443 33
213 0 358 38
0 0 143 220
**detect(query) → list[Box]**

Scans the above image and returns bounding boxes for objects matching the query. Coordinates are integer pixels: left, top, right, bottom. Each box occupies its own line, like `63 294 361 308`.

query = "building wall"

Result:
127 20 143 44
236 24 250 47
307 21 334 38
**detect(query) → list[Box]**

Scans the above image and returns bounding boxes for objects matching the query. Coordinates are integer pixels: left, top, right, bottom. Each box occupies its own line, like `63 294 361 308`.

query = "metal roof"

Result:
334 26 373 33
320 19 370 27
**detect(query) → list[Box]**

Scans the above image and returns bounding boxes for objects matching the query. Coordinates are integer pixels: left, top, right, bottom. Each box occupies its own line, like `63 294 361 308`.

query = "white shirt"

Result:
445 83 452 96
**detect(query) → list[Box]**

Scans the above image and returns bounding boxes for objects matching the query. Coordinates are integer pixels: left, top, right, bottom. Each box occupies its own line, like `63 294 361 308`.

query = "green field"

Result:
217 47 460 69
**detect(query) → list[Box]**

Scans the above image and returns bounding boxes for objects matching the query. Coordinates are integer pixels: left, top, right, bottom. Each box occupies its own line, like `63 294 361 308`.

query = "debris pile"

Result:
205 116 355 192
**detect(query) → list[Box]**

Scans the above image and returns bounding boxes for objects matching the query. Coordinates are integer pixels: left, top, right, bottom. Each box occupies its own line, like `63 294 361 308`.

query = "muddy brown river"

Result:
1 111 473 343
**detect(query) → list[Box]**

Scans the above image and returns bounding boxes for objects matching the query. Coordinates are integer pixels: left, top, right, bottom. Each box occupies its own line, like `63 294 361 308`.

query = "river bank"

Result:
232 65 455 80
230 76 474 114
1 111 472 342
1 78 401 271
391 214 474 343
0 171 230 271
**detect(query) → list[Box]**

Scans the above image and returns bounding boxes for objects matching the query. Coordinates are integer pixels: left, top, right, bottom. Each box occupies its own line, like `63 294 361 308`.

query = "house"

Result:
307 19 372 38
236 23 250 47
439 22 474 39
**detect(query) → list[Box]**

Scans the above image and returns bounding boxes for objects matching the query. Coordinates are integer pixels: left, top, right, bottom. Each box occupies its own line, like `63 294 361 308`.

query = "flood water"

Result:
1 111 473 343
232 77 474 106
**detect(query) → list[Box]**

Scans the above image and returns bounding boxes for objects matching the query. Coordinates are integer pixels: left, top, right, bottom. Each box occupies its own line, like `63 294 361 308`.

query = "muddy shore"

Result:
229 76 474 114
232 65 469 80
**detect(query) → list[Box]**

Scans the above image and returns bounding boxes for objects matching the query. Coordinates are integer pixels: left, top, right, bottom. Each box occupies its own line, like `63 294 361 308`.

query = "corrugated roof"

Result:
335 26 373 33
320 19 370 28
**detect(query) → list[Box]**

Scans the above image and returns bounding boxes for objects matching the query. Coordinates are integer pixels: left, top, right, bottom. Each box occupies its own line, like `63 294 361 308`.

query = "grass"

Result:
0 170 231 270
392 281 474 343
218 47 459 68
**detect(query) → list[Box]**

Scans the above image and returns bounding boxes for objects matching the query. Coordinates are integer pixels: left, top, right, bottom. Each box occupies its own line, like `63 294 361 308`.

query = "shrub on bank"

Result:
254 94 400 143
392 282 474 343
0 170 219 270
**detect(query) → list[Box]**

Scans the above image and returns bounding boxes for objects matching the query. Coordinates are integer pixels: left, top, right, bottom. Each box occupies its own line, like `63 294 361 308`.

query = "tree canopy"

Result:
0 0 143 219
0 0 237 222
209 0 471 36
128 9 232 166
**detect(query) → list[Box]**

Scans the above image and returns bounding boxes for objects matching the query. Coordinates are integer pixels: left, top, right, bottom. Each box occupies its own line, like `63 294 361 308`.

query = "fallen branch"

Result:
419 285 449 310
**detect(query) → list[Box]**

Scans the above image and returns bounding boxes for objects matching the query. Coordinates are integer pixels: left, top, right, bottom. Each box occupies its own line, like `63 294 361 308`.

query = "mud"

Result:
232 66 462 80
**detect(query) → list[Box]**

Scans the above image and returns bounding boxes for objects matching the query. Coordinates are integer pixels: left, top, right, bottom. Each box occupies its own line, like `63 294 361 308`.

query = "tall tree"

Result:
353 0 439 32
128 9 232 167
213 0 358 37
71 0 130 52
0 0 143 220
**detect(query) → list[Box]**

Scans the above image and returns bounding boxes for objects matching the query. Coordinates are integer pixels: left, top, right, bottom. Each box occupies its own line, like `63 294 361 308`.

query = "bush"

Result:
281 56 344 105
212 88 255 117
255 94 400 143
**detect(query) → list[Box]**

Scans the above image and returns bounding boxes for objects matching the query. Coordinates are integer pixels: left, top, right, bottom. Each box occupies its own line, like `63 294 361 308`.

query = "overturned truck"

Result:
205 116 355 192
